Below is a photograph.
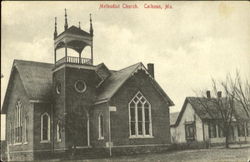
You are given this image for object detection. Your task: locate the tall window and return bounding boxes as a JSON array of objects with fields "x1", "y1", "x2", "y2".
[
  {"x1": 24, "y1": 116, "x2": 28, "y2": 143},
  {"x1": 209, "y1": 122, "x2": 217, "y2": 138},
  {"x1": 218, "y1": 124, "x2": 225, "y2": 138},
  {"x1": 237, "y1": 123, "x2": 246, "y2": 137},
  {"x1": 185, "y1": 122, "x2": 196, "y2": 141},
  {"x1": 41, "y1": 113, "x2": 50, "y2": 142},
  {"x1": 57, "y1": 121, "x2": 62, "y2": 142},
  {"x1": 129, "y1": 91, "x2": 152, "y2": 137},
  {"x1": 98, "y1": 114, "x2": 104, "y2": 139},
  {"x1": 15, "y1": 100, "x2": 22, "y2": 143}
]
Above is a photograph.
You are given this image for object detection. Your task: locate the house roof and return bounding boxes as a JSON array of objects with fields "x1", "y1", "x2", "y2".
[
  {"x1": 170, "y1": 112, "x2": 179, "y2": 126},
  {"x1": 172, "y1": 97, "x2": 250, "y2": 127},
  {"x1": 14, "y1": 60, "x2": 54, "y2": 100},
  {"x1": 2, "y1": 60, "x2": 174, "y2": 113}
]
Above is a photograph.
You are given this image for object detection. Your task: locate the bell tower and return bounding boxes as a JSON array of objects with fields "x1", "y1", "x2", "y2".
[
  {"x1": 54, "y1": 9, "x2": 94, "y2": 67},
  {"x1": 52, "y1": 10, "x2": 99, "y2": 148}
]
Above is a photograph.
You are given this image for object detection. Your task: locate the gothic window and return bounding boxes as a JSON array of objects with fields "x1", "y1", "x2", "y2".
[
  {"x1": 57, "y1": 121, "x2": 62, "y2": 142},
  {"x1": 129, "y1": 91, "x2": 152, "y2": 137},
  {"x1": 41, "y1": 113, "x2": 50, "y2": 142},
  {"x1": 98, "y1": 114, "x2": 104, "y2": 139},
  {"x1": 208, "y1": 122, "x2": 217, "y2": 138},
  {"x1": 15, "y1": 100, "x2": 22, "y2": 143}
]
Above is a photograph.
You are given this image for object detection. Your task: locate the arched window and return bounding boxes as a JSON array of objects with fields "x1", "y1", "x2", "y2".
[
  {"x1": 57, "y1": 121, "x2": 62, "y2": 142},
  {"x1": 98, "y1": 114, "x2": 104, "y2": 139},
  {"x1": 15, "y1": 100, "x2": 22, "y2": 143},
  {"x1": 41, "y1": 113, "x2": 50, "y2": 142},
  {"x1": 129, "y1": 91, "x2": 152, "y2": 137}
]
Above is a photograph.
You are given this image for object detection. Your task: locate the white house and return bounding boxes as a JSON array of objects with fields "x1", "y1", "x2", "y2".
[{"x1": 170, "y1": 92, "x2": 250, "y2": 145}]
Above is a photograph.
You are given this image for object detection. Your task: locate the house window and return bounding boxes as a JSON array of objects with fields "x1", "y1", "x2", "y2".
[
  {"x1": 209, "y1": 122, "x2": 217, "y2": 138},
  {"x1": 247, "y1": 122, "x2": 250, "y2": 137},
  {"x1": 57, "y1": 121, "x2": 62, "y2": 142},
  {"x1": 41, "y1": 113, "x2": 50, "y2": 142},
  {"x1": 237, "y1": 123, "x2": 245, "y2": 137},
  {"x1": 24, "y1": 116, "x2": 28, "y2": 143},
  {"x1": 185, "y1": 122, "x2": 196, "y2": 141},
  {"x1": 129, "y1": 91, "x2": 152, "y2": 137},
  {"x1": 98, "y1": 114, "x2": 104, "y2": 139},
  {"x1": 218, "y1": 124, "x2": 225, "y2": 138},
  {"x1": 15, "y1": 100, "x2": 22, "y2": 143}
]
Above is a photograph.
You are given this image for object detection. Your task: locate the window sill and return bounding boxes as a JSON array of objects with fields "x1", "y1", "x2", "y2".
[
  {"x1": 13, "y1": 143, "x2": 22, "y2": 146},
  {"x1": 129, "y1": 135, "x2": 154, "y2": 139},
  {"x1": 40, "y1": 140, "x2": 51, "y2": 143},
  {"x1": 23, "y1": 142, "x2": 28, "y2": 145},
  {"x1": 57, "y1": 139, "x2": 62, "y2": 143},
  {"x1": 98, "y1": 137, "x2": 104, "y2": 140}
]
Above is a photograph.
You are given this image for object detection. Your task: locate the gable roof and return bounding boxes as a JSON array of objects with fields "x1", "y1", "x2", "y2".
[
  {"x1": 95, "y1": 62, "x2": 174, "y2": 106},
  {"x1": 95, "y1": 62, "x2": 141, "y2": 102},
  {"x1": 173, "y1": 97, "x2": 250, "y2": 127},
  {"x1": 2, "y1": 60, "x2": 174, "y2": 113},
  {"x1": 2, "y1": 60, "x2": 54, "y2": 113}
]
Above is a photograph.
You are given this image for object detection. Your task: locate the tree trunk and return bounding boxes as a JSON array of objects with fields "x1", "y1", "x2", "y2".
[{"x1": 225, "y1": 134, "x2": 229, "y2": 148}]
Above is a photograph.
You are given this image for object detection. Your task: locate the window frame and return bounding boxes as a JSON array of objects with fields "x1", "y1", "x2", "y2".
[
  {"x1": 57, "y1": 120, "x2": 62, "y2": 142},
  {"x1": 40, "y1": 112, "x2": 50, "y2": 143},
  {"x1": 14, "y1": 100, "x2": 22, "y2": 144},
  {"x1": 24, "y1": 116, "x2": 28, "y2": 144},
  {"x1": 128, "y1": 91, "x2": 153, "y2": 138},
  {"x1": 98, "y1": 114, "x2": 104, "y2": 140},
  {"x1": 237, "y1": 122, "x2": 246, "y2": 137},
  {"x1": 185, "y1": 122, "x2": 196, "y2": 141},
  {"x1": 208, "y1": 122, "x2": 217, "y2": 138}
]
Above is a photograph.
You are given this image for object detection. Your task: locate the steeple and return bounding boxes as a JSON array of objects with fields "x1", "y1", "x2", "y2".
[
  {"x1": 89, "y1": 14, "x2": 93, "y2": 36},
  {"x1": 64, "y1": 8, "x2": 68, "y2": 31},
  {"x1": 54, "y1": 17, "x2": 58, "y2": 39}
]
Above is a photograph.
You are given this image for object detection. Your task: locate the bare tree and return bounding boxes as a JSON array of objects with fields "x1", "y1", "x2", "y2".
[
  {"x1": 196, "y1": 79, "x2": 235, "y2": 148},
  {"x1": 222, "y1": 71, "x2": 250, "y2": 118},
  {"x1": 196, "y1": 72, "x2": 249, "y2": 148}
]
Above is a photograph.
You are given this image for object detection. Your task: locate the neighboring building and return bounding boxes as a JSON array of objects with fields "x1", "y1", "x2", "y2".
[
  {"x1": 170, "y1": 91, "x2": 250, "y2": 145},
  {"x1": 1, "y1": 11, "x2": 174, "y2": 161}
]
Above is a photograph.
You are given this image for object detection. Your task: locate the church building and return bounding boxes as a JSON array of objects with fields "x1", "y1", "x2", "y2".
[{"x1": 2, "y1": 10, "x2": 174, "y2": 161}]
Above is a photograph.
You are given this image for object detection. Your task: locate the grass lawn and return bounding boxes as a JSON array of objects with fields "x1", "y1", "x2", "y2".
[{"x1": 75, "y1": 148, "x2": 250, "y2": 162}]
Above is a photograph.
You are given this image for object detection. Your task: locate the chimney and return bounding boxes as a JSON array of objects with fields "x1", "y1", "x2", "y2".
[
  {"x1": 206, "y1": 90, "x2": 211, "y2": 98},
  {"x1": 217, "y1": 91, "x2": 222, "y2": 98},
  {"x1": 147, "y1": 63, "x2": 154, "y2": 78}
]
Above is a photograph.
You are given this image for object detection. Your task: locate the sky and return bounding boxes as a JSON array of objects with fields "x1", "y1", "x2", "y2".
[{"x1": 1, "y1": 1, "x2": 250, "y2": 140}]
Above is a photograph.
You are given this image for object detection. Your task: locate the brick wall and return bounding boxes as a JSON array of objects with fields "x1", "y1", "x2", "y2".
[
  {"x1": 109, "y1": 70, "x2": 171, "y2": 146},
  {"x1": 5, "y1": 69, "x2": 35, "y2": 161}
]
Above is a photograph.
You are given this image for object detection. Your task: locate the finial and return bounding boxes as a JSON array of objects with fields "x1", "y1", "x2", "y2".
[
  {"x1": 54, "y1": 17, "x2": 58, "y2": 39},
  {"x1": 64, "y1": 8, "x2": 68, "y2": 31},
  {"x1": 79, "y1": 21, "x2": 81, "y2": 29},
  {"x1": 89, "y1": 13, "x2": 93, "y2": 36}
]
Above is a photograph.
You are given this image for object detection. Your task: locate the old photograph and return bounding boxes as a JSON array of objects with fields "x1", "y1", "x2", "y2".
[{"x1": 1, "y1": 1, "x2": 250, "y2": 161}]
